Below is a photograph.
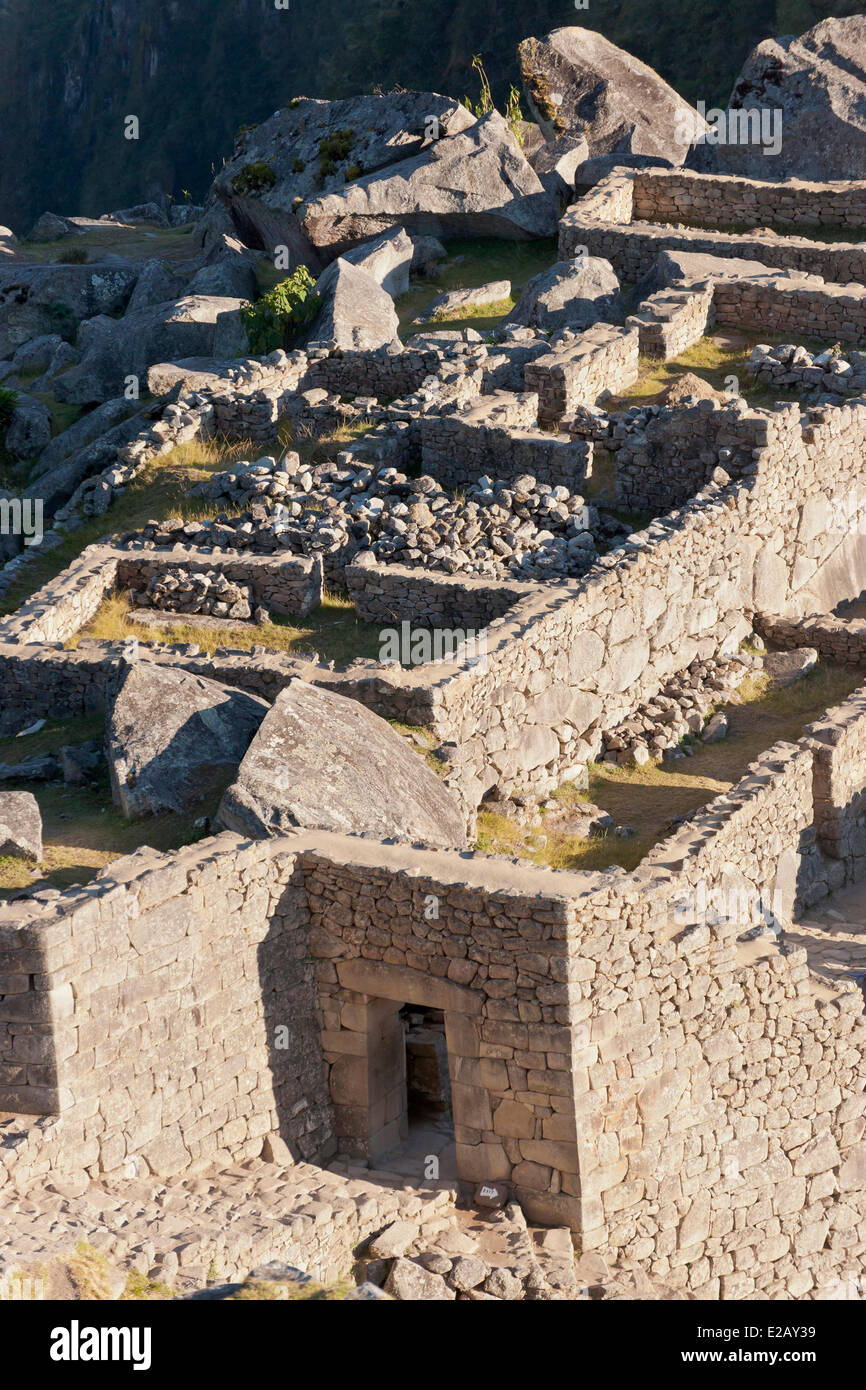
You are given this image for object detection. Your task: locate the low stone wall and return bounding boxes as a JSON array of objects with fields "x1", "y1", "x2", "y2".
[
  {"x1": 713, "y1": 274, "x2": 866, "y2": 347},
  {"x1": 0, "y1": 549, "x2": 119, "y2": 645},
  {"x1": 632, "y1": 168, "x2": 866, "y2": 232},
  {"x1": 420, "y1": 391, "x2": 593, "y2": 490},
  {"x1": 756, "y1": 612, "x2": 866, "y2": 667},
  {"x1": 344, "y1": 561, "x2": 532, "y2": 630},
  {"x1": 116, "y1": 548, "x2": 323, "y2": 618},
  {"x1": 806, "y1": 686, "x2": 866, "y2": 882},
  {"x1": 615, "y1": 397, "x2": 766, "y2": 514},
  {"x1": 525, "y1": 325, "x2": 639, "y2": 428},
  {"x1": 626, "y1": 282, "x2": 715, "y2": 361}
]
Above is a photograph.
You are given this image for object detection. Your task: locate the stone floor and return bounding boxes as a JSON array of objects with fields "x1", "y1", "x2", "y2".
[
  {"x1": 788, "y1": 876, "x2": 866, "y2": 1001},
  {"x1": 378, "y1": 1114, "x2": 458, "y2": 1183}
]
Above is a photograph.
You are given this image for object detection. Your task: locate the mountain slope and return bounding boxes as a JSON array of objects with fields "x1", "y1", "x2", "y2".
[{"x1": 0, "y1": 0, "x2": 857, "y2": 232}]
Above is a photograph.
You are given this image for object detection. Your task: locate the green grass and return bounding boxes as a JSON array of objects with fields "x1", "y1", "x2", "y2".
[
  {"x1": 426, "y1": 295, "x2": 515, "y2": 328},
  {"x1": 608, "y1": 329, "x2": 836, "y2": 411},
  {"x1": 396, "y1": 236, "x2": 557, "y2": 336},
  {"x1": 16, "y1": 223, "x2": 198, "y2": 266},
  {"x1": 71, "y1": 589, "x2": 387, "y2": 666},
  {"x1": 475, "y1": 660, "x2": 864, "y2": 874},
  {"x1": 0, "y1": 714, "x2": 216, "y2": 897}
]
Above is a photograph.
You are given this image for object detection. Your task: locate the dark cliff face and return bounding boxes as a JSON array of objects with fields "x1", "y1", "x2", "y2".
[{"x1": 0, "y1": 0, "x2": 853, "y2": 233}]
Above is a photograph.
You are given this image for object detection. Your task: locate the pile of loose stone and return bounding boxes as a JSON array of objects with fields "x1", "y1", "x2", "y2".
[
  {"x1": 601, "y1": 650, "x2": 759, "y2": 765},
  {"x1": 127, "y1": 454, "x2": 632, "y2": 581},
  {"x1": 749, "y1": 342, "x2": 866, "y2": 398},
  {"x1": 130, "y1": 568, "x2": 261, "y2": 622}
]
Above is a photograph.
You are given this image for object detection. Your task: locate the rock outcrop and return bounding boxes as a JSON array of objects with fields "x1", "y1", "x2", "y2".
[
  {"x1": 211, "y1": 92, "x2": 475, "y2": 261},
  {"x1": 53, "y1": 295, "x2": 248, "y2": 404},
  {"x1": 505, "y1": 257, "x2": 623, "y2": 331},
  {"x1": 299, "y1": 112, "x2": 558, "y2": 255},
  {"x1": 698, "y1": 16, "x2": 866, "y2": 181},
  {"x1": 218, "y1": 679, "x2": 469, "y2": 848},
  {"x1": 518, "y1": 27, "x2": 704, "y2": 165},
  {"x1": 107, "y1": 662, "x2": 269, "y2": 818},
  {"x1": 0, "y1": 262, "x2": 138, "y2": 359},
  {"x1": 342, "y1": 227, "x2": 414, "y2": 297}
]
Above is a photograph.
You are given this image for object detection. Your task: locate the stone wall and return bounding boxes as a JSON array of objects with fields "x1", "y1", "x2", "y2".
[
  {"x1": 626, "y1": 283, "x2": 715, "y2": 361},
  {"x1": 0, "y1": 835, "x2": 334, "y2": 1177},
  {"x1": 4, "y1": 793, "x2": 866, "y2": 1296},
  {"x1": 116, "y1": 548, "x2": 323, "y2": 618},
  {"x1": 756, "y1": 612, "x2": 866, "y2": 668},
  {"x1": 712, "y1": 275, "x2": 866, "y2": 347},
  {"x1": 615, "y1": 397, "x2": 766, "y2": 515},
  {"x1": 632, "y1": 168, "x2": 866, "y2": 232},
  {"x1": 559, "y1": 170, "x2": 866, "y2": 285},
  {"x1": 419, "y1": 391, "x2": 593, "y2": 490},
  {"x1": 344, "y1": 561, "x2": 532, "y2": 630},
  {"x1": 525, "y1": 325, "x2": 639, "y2": 428}
]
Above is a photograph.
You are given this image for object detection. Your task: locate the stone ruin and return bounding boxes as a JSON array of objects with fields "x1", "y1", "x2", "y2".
[{"x1": 8, "y1": 135, "x2": 866, "y2": 1306}]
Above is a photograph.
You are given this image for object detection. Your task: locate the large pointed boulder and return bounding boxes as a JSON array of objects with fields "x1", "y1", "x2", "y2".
[
  {"x1": 305, "y1": 258, "x2": 400, "y2": 352},
  {"x1": 107, "y1": 662, "x2": 270, "y2": 818},
  {"x1": 518, "y1": 28, "x2": 704, "y2": 166},
  {"x1": 694, "y1": 16, "x2": 866, "y2": 181},
  {"x1": 218, "y1": 679, "x2": 468, "y2": 849},
  {"x1": 505, "y1": 257, "x2": 622, "y2": 331}
]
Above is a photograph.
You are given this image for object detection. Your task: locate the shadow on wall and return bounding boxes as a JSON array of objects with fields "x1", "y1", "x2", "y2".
[{"x1": 258, "y1": 873, "x2": 337, "y2": 1166}]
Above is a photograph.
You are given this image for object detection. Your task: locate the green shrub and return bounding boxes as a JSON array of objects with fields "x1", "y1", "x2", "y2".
[
  {"x1": 55, "y1": 245, "x2": 89, "y2": 264},
  {"x1": 317, "y1": 128, "x2": 355, "y2": 180},
  {"x1": 292, "y1": 157, "x2": 306, "y2": 173},
  {"x1": 231, "y1": 161, "x2": 277, "y2": 196},
  {"x1": 0, "y1": 387, "x2": 18, "y2": 429},
  {"x1": 505, "y1": 86, "x2": 525, "y2": 146},
  {"x1": 345, "y1": 164, "x2": 363, "y2": 182},
  {"x1": 241, "y1": 266, "x2": 321, "y2": 354}
]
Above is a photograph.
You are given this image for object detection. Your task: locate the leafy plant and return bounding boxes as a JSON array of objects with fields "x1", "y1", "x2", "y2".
[
  {"x1": 345, "y1": 164, "x2": 363, "y2": 182},
  {"x1": 505, "y1": 85, "x2": 525, "y2": 146},
  {"x1": 463, "y1": 53, "x2": 494, "y2": 118},
  {"x1": 317, "y1": 128, "x2": 355, "y2": 181},
  {"x1": 292, "y1": 157, "x2": 306, "y2": 173},
  {"x1": 231, "y1": 161, "x2": 276, "y2": 196},
  {"x1": 241, "y1": 267, "x2": 321, "y2": 354}
]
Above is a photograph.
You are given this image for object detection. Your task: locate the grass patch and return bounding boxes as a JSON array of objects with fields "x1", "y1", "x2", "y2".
[
  {"x1": 0, "y1": 714, "x2": 215, "y2": 898},
  {"x1": 607, "y1": 330, "x2": 833, "y2": 410},
  {"x1": 18, "y1": 224, "x2": 198, "y2": 266},
  {"x1": 396, "y1": 236, "x2": 557, "y2": 337},
  {"x1": 475, "y1": 660, "x2": 863, "y2": 874},
  {"x1": 72, "y1": 590, "x2": 386, "y2": 667}
]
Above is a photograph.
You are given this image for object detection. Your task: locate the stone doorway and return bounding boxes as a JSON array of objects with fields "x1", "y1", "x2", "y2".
[{"x1": 323, "y1": 960, "x2": 482, "y2": 1186}]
